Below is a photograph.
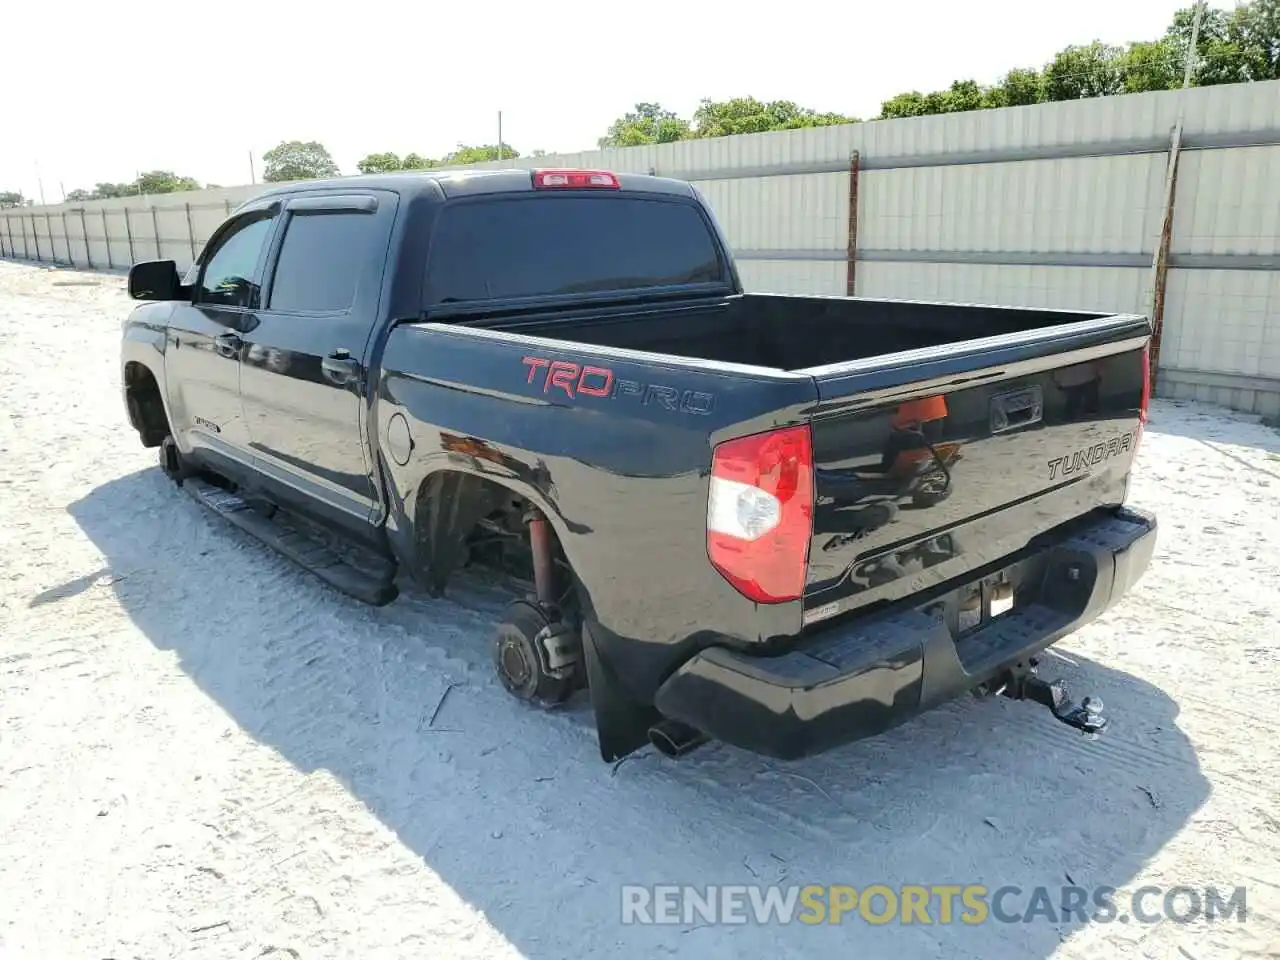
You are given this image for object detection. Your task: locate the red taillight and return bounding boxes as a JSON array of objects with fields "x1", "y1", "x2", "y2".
[
  {"x1": 1137, "y1": 342, "x2": 1152, "y2": 451},
  {"x1": 707, "y1": 425, "x2": 814, "y2": 604},
  {"x1": 532, "y1": 168, "x2": 620, "y2": 190}
]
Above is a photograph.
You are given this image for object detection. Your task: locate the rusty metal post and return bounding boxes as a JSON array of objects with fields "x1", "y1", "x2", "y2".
[
  {"x1": 32, "y1": 215, "x2": 42, "y2": 261},
  {"x1": 151, "y1": 205, "x2": 162, "y2": 258},
  {"x1": 1148, "y1": 124, "x2": 1185, "y2": 396},
  {"x1": 124, "y1": 208, "x2": 136, "y2": 264},
  {"x1": 45, "y1": 213, "x2": 56, "y2": 262},
  {"x1": 846, "y1": 150, "x2": 861, "y2": 297},
  {"x1": 79, "y1": 208, "x2": 92, "y2": 268},
  {"x1": 102, "y1": 209, "x2": 113, "y2": 269},
  {"x1": 1, "y1": 215, "x2": 10, "y2": 257},
  {"x1": 185, "y1": 202, "x2": 197, "y2": 260}
]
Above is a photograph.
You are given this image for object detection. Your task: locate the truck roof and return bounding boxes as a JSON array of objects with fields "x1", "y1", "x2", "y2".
[{"x1": 252, "y1": 168, "x2": 699, "y2": 202}]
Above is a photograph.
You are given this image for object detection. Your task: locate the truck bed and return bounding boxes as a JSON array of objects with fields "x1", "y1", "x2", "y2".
[
  {"x1": 468, "y1": 292, "x2": 1114, "y2": 372},
  {"x1": 452, "y1": 290, "x2": 1150, "y2": 628}
]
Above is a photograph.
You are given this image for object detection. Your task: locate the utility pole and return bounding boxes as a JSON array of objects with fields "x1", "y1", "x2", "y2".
[
  {"x1": 1147, "y1": 0, "x2": 1205, "y2": 394},
  {"x1": 1182, "y1": 1, "x2": 1205, "y2": 89},
  {"x1": 249, "y1": 150, "x2": 257, "y2": 184},
  {"x1": 497, "y1": 111, "x2": 504, "y2": 162}
]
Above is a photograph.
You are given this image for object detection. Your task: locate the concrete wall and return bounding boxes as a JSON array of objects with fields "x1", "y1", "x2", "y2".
[{"x1": 4, "y1": 79, "x2": 1279, "y2": 416}]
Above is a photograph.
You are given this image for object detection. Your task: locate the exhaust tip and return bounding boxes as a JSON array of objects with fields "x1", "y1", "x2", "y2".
[{"x1": 648, "y1": 719, "x2": 709, "y2": 759}]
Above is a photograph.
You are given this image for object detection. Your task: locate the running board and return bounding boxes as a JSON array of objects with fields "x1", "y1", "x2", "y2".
[{"x1": 183, "y1": 478, "x2": 399, "y2": 606}]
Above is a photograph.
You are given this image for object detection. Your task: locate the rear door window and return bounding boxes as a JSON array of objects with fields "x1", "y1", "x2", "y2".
[
  {"x1": 269, "y1": 211, "x2": 379, "y2": 313},
  {"x1": 425, "y1": 196, "x2": 725, "y2": 305}
]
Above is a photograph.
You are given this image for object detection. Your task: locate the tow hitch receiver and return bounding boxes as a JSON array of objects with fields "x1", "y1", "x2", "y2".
[{"x1": 978, "y1": 661, "x2": 1108, "y2": 737}]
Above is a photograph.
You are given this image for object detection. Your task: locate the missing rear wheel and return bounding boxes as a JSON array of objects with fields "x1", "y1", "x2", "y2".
[{"x1": 493, "y1": 600, "x2": 579, "y2": 706}]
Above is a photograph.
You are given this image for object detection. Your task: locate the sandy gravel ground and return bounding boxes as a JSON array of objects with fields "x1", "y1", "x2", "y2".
[{"x1": 1, "y1": 259, "x2": 1277, "y2": 959}]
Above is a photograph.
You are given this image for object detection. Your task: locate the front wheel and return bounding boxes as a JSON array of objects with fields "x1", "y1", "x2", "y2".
[{"x1": 159, "y1": 435, "x2": 189, "y2": 486}]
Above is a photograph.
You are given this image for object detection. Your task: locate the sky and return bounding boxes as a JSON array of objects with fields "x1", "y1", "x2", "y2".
[{"x1": 3, "y1": 0, "x2": 1200, "y2": 203}]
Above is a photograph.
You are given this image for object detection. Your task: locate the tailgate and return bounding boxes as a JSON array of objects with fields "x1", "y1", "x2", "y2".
[{"x1": 801, "y1": 313, "x2": 1151, "y2": 624}]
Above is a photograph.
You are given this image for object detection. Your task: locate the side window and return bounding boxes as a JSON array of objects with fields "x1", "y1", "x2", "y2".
[
  {"x1": 198, "y1": 216, "x2": 274, "y2": 308},
  {"x1": 268, "y1": 211, "x2": 377, "y2": 313}
]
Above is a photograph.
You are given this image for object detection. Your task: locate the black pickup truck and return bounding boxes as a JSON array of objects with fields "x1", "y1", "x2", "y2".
[{"x1": 120, "y1": 167, "x2": 1157, "y2": 763}]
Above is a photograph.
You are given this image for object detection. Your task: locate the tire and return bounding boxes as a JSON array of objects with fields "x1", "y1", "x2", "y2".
[
  {"x1": 493, "y1": 600, "x2": 575, "y2": 706},
  {"x1": 911, "y1": 470, "x2": 952, "y2": 508},
  {"x1": 159, "y1": 435, "x2": 189, "y2": 486}
]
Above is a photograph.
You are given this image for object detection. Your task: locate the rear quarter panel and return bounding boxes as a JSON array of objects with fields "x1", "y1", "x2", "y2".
[{"x1": 375, "y1": 323, "x2": 818, "y2": 696}]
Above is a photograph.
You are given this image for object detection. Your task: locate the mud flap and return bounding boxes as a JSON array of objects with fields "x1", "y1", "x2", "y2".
[{"x1": 581, "y1": 621, "x2": 660, "y2": 762}]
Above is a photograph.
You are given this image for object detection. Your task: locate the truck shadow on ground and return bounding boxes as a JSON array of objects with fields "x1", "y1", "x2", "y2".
[{"x1": 66, "y1": 467, "x2": 1209, "y2": 960}]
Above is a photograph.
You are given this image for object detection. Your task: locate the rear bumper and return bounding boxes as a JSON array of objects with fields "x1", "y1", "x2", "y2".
[{"x1": 653, "y1": 506, "x2": 1157, "y2": 760}]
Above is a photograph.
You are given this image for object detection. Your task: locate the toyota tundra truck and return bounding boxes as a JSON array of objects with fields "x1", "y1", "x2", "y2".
[{"x1": 119, "y1": 167, "x2": 1157, "y2": 763}]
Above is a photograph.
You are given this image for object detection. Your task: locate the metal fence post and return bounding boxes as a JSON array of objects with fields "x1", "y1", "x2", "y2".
[
  {"x1": 152, "y1": 205, "x2": 162, "y2": 259},
  {"x1": 45, "y1": 213, "x2": 56, "y2": 263},
  {"x1": 846, "y1": 151, "x2": 861, "y2": 298},
  {"x1": 102, "y1": 209, "x2": 113, "y2": 269},
  {"x1": 61, "y1": 211, "x2": 73, "y2": 266},
  {"x1": 1, "y1": 214, "x2": 10, "y2": 257},
  {"x1": 32, "y1": 215, "x2": 42, "y2": 261},
  {"x1": 79, "y1": 209, "x2": 93, "y2": 269},
  {"x1": 224, "y1": 199, "x2": 232, "y2": 217},
  {"x1": 185, "y1": 202, "x2": 197, "y2": 260},
  {"x1": 124, "y1": 209, "x2": 136, "y2": 264}
]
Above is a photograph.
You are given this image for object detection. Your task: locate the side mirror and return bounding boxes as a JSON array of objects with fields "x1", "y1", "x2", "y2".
[{"x1": 128, "y1": 259, "x2": 184, "y2": 301}]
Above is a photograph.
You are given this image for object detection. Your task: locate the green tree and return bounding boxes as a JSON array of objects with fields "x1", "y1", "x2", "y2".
[
  {"x1": 1232, "y1": 0, "x2": 1280, "y2": 80},
  {"x1": 1119, "y1": 39, "x2": 1182, "y2": 91},
  {"x1": 874, "y1": 2, "x2": 1274, "y2": 120},
  {"x1": 0, "y1": 190, "x2": 25, "y2": 208},
  {"x1": 1043, "y1": 42, "x2": 1126, "y2": 100},
  {"x1": 1163, "y1": 4, "x2": 1258, "y2": 85},
  {"x1": 880, "y1": 81, "x2": 994, "y2": 118},
  {"x1": 878, "y1": 91, "x2": 931, "y2": 119},
  {"x1": 440, "y1": 144, "x2": 521, "y2": 165},
  {"x1": 357, "y1": 152, "x2": 403, "y2": 174},
  {"x1": 262, "y1": 140, "x2": 340, "y2": 182},
  {"x1": 89, "y1": 182, "x2": 136, "y2": 199},
  {"x1": 693, "y1": 97, "x2": 855, "y2": 137},
  {"x1": 64, "y1": 189, "x2": 94, "y2": 203},
  {"x1": 401, "y1": 152, "x2": 438, "y2": 169},
  {"x1": 943, "y1": 80, "x2": 985, "y2": 112},
  {"x1": 995, "y1": 67, "x2": 1046, "y2": 106},
  {"x1": 598, "y1": 102, "x2": 692, "y2": 147},
  {"x1": 136, "y1": 170, "x2": 201, "y2": 194}
]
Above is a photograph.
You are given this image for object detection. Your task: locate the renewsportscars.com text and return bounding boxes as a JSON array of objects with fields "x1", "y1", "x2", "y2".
[{"x1": 620, "y1": 884, "x2": 1248, "y2": 926}]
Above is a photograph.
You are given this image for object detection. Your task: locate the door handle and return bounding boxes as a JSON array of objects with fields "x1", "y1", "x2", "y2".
[
  {"x1": 213, "y1": 332, "x2": 242, "y2": 358},
  {"x1": 321, "y1": 349, "x2": 361, "y2": 385}
]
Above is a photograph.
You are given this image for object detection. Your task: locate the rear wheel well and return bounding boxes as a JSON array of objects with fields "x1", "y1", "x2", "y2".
[
  {"x1": 124, "y1": 361, "x2": 168, "y2": 447},
  {"x1": 411, "y1": 471, "x2": 578, "y2": 613}
]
